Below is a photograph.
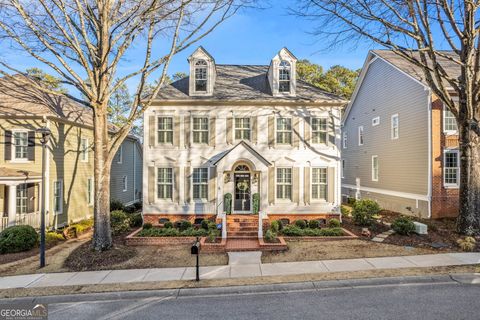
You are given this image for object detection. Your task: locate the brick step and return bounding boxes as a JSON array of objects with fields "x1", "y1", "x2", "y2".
[
  {"x1": 227, "y1": 223, "x2": 258, "y2": 228},
  {"x1": 228, "y1": 232, "x2": 258, "y2": 237},
  {"x1": 227, "y1": 227, "x2": 257, "y2": 232},
  {"x1": 227, "y1": 217, "x2": 258, "y2": 222}
]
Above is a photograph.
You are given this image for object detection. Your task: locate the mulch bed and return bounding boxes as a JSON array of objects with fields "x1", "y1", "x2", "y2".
[{"x1": 341, "y1": 216, "x2": 390, "y2": 237}]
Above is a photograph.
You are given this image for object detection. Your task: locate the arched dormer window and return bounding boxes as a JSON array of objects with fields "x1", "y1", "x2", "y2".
[
  {"x1": 194, "y1": 60, "x2": 207, "y2": 92},
  {"x1": 278, "y1": 60, "x2": 291, "y2": 93}
]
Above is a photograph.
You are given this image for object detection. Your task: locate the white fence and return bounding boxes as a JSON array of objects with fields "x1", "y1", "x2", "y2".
[
  {"x1": 0, "y1": 212, "x2": 41, "y2": 232},
  {"x1": 0, "y1": 217, "x2": 8, "y2": 232}
]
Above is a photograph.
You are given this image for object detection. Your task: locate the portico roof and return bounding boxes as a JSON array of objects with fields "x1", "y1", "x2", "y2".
[
  {"x1": 211, "y1": 141, "x2": 271, "y2": 167},
  {"x1": 0, "y1": 167, "x2": 41, "y2": 182}
]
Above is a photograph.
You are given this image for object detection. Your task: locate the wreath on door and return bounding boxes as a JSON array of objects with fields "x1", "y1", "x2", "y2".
[{"x1": 236, "y1": 181, "x2": 249, "y2": 191}]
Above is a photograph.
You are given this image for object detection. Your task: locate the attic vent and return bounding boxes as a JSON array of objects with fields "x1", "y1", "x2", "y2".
[{"x1": 372, "y1": 117, "x2": 380, "y2": 126}]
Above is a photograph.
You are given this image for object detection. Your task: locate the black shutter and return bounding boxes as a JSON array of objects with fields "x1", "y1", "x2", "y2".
[
  {"x1": 27, "y1": 183, "x2": 35, "y2": 213},
  {"x1": 4, "y1": 130, "x2": 12, "y2": 161},
  {"x1": 27, "y1": 131, "x2": 35, "y2": 161}
]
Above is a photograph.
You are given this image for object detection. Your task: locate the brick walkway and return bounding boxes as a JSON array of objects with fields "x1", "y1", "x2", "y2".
[{"x1": 225, "y1": 239, "x2": 260, "y2": 251}]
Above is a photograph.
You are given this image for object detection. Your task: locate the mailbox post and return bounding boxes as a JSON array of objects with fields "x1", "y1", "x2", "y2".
[{"x1": 191, "y1": 237, "x2": 200, "y2": 281}]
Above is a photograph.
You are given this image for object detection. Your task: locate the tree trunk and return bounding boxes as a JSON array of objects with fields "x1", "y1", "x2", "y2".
[
  {"x1": 92, "y1": 109, "x2": 113, "y2": 251},
  {"x1": 457, "y1": 116, "x2": 480, "y2": 235}
]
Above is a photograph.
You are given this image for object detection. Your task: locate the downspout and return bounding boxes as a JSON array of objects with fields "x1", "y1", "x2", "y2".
[
  {"x1": 45, "y1": 117, "x2": 51, "y2": 228},
  {"x1": 133, "y1": 140, "x2": 136, "y2": 203},
  {"x1": 427, "y1": 90, "x2": 432, "y2": 218}
]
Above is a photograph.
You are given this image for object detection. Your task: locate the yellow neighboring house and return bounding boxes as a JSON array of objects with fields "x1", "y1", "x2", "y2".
[{"x1": 0, "y1": 76, "x2": 142, "y2": 231}]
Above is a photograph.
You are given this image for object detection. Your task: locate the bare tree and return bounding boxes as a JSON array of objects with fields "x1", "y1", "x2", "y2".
[
  {"x1": 0, "y1": 0, "x2": 254, "y2": 250},
  {"x1": 294, "y1": 1, "x2": 480, "y2": 234}
]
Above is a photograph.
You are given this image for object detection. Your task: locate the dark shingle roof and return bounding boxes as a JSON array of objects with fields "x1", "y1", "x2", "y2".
[
  {"x1": 372, "y1": 50, "x2": 460, "y2": 87},
  {"x1": 156, "y1": 65, "x2": 345, "y2": 103}
]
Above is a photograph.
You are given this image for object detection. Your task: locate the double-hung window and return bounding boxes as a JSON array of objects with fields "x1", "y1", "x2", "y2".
[
  {"x1": 53, "y1": 180, "x2": 63, "y2": 214},
  {"x1": 80, "y1": 138, "x2": 88, "y2": 162},
  {"x1": 13, "y1": 131, "x2": 28, "y2": 160},
  {"x1": 276, "y1": 117, "x2": 292, "y2": 144},
  {"x1": 358, "y1": 126, "x2": 364, "y2": 146},
  {"x1": 122, "y1": 176, "x2": 128, "y2": 192},
  {"x1": 311, "y1": 168, "x2": 327, "y2": 200},
  {"x1": 193, "y1": 168, "x2": 208, "y2": 200},
  {"x1": 444, "y1": 150, "x2": 459, "y2": 187},
  {"x1": 193, "y1": 117, "x2": 209, "y2": 144},
  {"x1": 276, "y1": 168, "x2": 292, "y2": 200},
  {"x1": 391, "y1": 114, "x2": 399, "y2": 139},
  {"x1": 194, "y1": 60, "x2": 207, "y2": 92},
  {"x1": 157, "y1": 117, "x2": 173, "y2": 144},
  {"x1": 372, "y1": 156, "x2": 379, "y2": 181},
  {"x1": 87, "y1": 177, "x2": 94, "y2": 206},
  {"x1": 312, "y1": 118, "x2": 328, "y2": 144},
  {"x1": 278, "y1": 61, "x2": 291, "y2": 93},
  {"x1": 235, "y1": 118, "x2": 250, "y2": 141},
  {"x1": 16, "y1": 184, "x2": 28, "y2": 214},
  {"x1": 342, "y1": 132, "x2": 347, "y2": 149},
  {"x1": 116, "y1": 145, "x2": 123, "y2": 163},
  {"x1": 157, "y1": 168, "x2": 173, "y2": 199},
  {"x1": 443, "y1": 108, "x2": 458, "y2": 133}
]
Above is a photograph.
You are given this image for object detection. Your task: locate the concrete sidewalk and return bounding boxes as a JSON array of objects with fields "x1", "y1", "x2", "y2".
[{"x1": 0, "y1": 252, "x2": 478, "y2": 290}]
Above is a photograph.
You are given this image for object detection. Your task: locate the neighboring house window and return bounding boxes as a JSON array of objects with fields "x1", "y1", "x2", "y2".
[
  {"x1": 358, "y1": 126, "x2": 364, "y2": 146},
  {"x1": 16, "y1": 184, "x2": 28, "y2": 214},
  {"x1": 312, "y1": 118, "x2": 328, "y2": 144},
  {"x1": 193, "y1": 117, "x2": 209, "y2": 144},
  {"x1": 276, "y1": 168, "x2": 292, "y2": 200},
  {"x1": 443, "y1": 108, "x2": 458, "y2": 133},
  {"x1": 116, "y1": 145, "x2": 123, "y2": 163},
  {"x1": 342, "y1": 160, "x2": 345, "y2": 179},
  {"x1": 235, "y1": 118, "x2": 251, "y2": 141},
  {"x1": 278, "y1": 60, "x2": 291, "y2": 93},
  {"x1": 194, "y1": 60, "x2": 207, "y2": 92},
  {"x1": 53, "y1": 180, "x2": 63, "y2": 214},
  {"x1": 193, "y1": 168, "x2": 208, "y2": 200},
  {"x1": 81, "y1": 138, "x2": 88, "y2": 162},
  {"x1": 276, "y1": 117, "x2": 292, "y2": 144},
  {"x1": 444, "y1": 150, "x2": 459, "y2": 187},
  {"x1": 87, "y1": 177, "x2": 94, "y2": 206},
  {"x1": 13, "y1": 131, "x2": 28, "y2": 160},
  {"x1": 122, "y1": 176, "x2": 127, "y2": 192},
  {"x1": 311, "y1": 167, "x2": 327, "y2": 200},
  {"x1": 342, "y1": 132, "x2": 347, "y2": 149},
  {"x1": 372, "y1": 156, "x2": 379, "y2": 181},
  {"x1": 372, "y1": 117, "x2": 380, "y2": 126},
  {"x1": 157, "y1": 168, "x2": 173, "y2": 199},
  {"x1": 157, "y1": 117, "x2": 173, "y2": 144},
  {"x1": 391, "y1": 114, "x2": 399, "y2": 139}
]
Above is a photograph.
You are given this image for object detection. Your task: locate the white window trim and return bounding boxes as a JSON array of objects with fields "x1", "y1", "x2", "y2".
[
  {"x1": 443, "y1": 106, "x2": 458, "y2": 135},
  {"x1": 391, "y1": 114, "x2": 399, "y2": 140},
  {"x1": 341, "y1": 160, "x2": 345, "y2": 179},
  {"x1": 372, "y1": 117, "x2": 380, "y2": 126},
  {"x1": 157, "y1": 116, "x2": 174, "y2": 144},
  {"x1": 122, "y1": 175, "x2": 128, "y2": 192},
  {"x1": 372, "y1": 155, "x2": 379, "y2": 182},
  {"x1": 156, "y1": 167, "x2": 174, "y2": 201},
  {"x1": 234, "y1": 117, "x2": 252, "y2": 141},
  {"x1": 16, "y1": 183, "x2": 28, "y2": 214},
  {"x1": 81, "y1": 138, "x2": 88, "y2": 162},
  {"x1": 275, "y1": 117, "x2": 293, "y2": 145},
  {"x1": 117, "y1": 145, "x2": 123, "y2": 164},
  {"x1": 358, "y1": 126, "x2": 364, "y2": 146},
  {"x1": 311, "y1": 167, "x2": 328, "y2": 202},
  {"x1": 443, "y1": 149, "x2": 460, "y2": 188},
  {"x1": 311, "y1": 117, "x2": 329, "y2": 145},
  {"x1": 192, "y1": 167, "x2": 209, "y2": 202},
  {"x1": 87, "y1": 177, "x2": 94, "y2": 206},
  {"x1": 11, "y1": 129, "x2": 30, "y2": 162},
  {"x1": 53, "y1": 180, "x2": 63, "y2": 215},
  {"x1": 192, "y1": 116, "x2": 209, "y2": 145},
  {"x1": 275, "y1": 167, "x2": 293, "y2": 202},
  {"x1": 342, "y1": 132, "x2": 347, "y2": 149},
  {"x1": 194, "y1": 60, "x2": 208, "y2": 93}
]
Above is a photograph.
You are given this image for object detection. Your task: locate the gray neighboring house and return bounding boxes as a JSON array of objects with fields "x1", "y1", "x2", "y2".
[{"x1": 111, "y1": 135, "x2": 143, "y2": 206}]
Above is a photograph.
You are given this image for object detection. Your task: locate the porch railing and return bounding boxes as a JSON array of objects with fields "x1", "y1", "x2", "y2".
[
  {"x1": 0, "y1": 212, "x2": 41, "y2": 232},
  {"x1": 0, "y1": 217, "x2": 8, "y2": 232}
]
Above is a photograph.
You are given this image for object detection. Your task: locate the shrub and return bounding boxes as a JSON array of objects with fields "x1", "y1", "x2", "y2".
[
  {"x1": 352, "y1": 199, "x2": 380, "y2": 226},
  {"x1": 276, "y1": 219, "x2": 284, "y2": 231},
  {"x1": 392, "y1": 217, "x2": 415, "y2": 235},
  {"x1": 163, "y1": 221, "x2": 174, "y2": 229},
  {"x1": 46, "y1": 231, "x2": 65, "y2": 246},
  {"x1": 224, "y1": 193, "x2": 232, "y2": 214},
  {"x1": 328, "y1": 218, "x2": 341, "y2": 228},
  {"x1": 252, "y1": 193, "x2": 260, "y2": 214},
  {"x1": 201, "y1": 219, "x2": 210, "y2": 230},
  {"x1": 282, "y1": 225, "x2": 304, "y2": 236},
  {"x1": 457, "y1": 237, "x2": 476, "y2": 252},
  {"x1": 308, "y1": 220, "x2": 320, "y2": 229},
  {"x1": 124, "y1": 205, "x2": 136, "y2": 214},
  {"x1": 270, "y1": 220, "x2": 281, "y2": 233},
  {"x1": 207, "y1": 229, "x2": 219, "y2": 242},
  {"x1": 180, "y1": 228, "x2": 208, "y2": 237},
  {"x1": 294, "y1": 219, "x2": 307, "y2": 229},
  {"x1": 110, "y1": 210, "x2": 130, "y2": 235},
  {"x1": 341, "y1": 205, "x2": 352, "y2": 216},
  {"x1": 208, "y1": 221, "x2": 218, "y2": 231},
  {"x1": 143, "y1": 223, "x2": 153, "y2": 229},
  {"x1": 177, "y1": 220, "x2": 192, "y2": 231},
  {"x1": 138, "y1": 227, "x2": 180, "y2": 237},
  {"x1": 0, "y1": 225, "x2": 38, "y2": 254},
  {"x1": 129, "y1": 213, "x2": 143, "y2": 228},
  {"x1": 303, "y1": 228, "x2": 321, "y2": 236},
  {"x1": 110, "y1": 199, "x2": 125, "y2": 212},
  {"x1": 264, "y1": 230, "x2": 277, "y2": 242},
  {"x1": 133, "y1": 201, "x2": 142, "y2": 210},
  {"x1": 70, "y1": 218, "x2": 94, "y2": 235},
  {"x1": 319, "y1": 228, "x2": 344, "y2": 236},
  {"x1": 347, "y1": 197, "x2": 356, "y2": 205}
]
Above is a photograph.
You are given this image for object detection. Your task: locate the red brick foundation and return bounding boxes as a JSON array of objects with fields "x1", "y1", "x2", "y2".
[{"x1": 143, "y1": 214, "x2": 216, "y2": 226}]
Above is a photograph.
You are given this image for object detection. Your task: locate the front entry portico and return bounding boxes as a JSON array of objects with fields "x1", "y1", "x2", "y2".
[{"x1": 233, "y1": 167, "x2": 251, "y2": 213}]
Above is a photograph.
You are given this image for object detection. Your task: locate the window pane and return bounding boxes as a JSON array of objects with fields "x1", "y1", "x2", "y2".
[
  {"x1": 444, "y1": 110, "x2": 458, "y2": 131},
  {"x1": 193, "y1": 168, "x2": 208, "y2": 199},
  {"x1": 14, "y1": 132, "x2": 28, "y2": 159}
]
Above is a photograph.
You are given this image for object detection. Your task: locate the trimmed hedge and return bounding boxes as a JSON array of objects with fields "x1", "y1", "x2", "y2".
[
  {"x1": 392, "y1": 216, "x2": 415, "y2": 235},
  {"x1": 138, "y1": 227, "x2": 208, "y2": 237},
  {"x1": 281, "y1": 225, "x2": 344, "y2": 237},
  {"x1": 0, "y1": 225, "x2": 38, "y2": 254}
]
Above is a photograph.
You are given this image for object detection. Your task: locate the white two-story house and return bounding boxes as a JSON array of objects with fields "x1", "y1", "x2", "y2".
[{"x1": 142, "y1": 47, "x2": 346, "y2": 232}]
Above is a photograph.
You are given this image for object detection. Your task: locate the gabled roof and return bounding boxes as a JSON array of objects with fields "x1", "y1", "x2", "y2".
[
  {"x1": 187, "y1": 46, "x2": 215, "y2": 63},
  {"x1": 156, "y1": 65, "x2": 345, "y2": 103},
  {"x1": 212, "y1": 141, "x2": 271, "y2": 166}
]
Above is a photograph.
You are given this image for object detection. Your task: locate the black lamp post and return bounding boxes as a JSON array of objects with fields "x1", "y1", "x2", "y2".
[{"x1": 37, "y1": 127, "x2": 51, "y2": 268}]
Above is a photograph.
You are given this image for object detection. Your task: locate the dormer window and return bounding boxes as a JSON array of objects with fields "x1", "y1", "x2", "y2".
[
  {"x1": 278, "y1": 61, "x2": 291, "y2": 93},
  {"x1": 194, "y1": 60, "x2": 207, "y2": 92}
]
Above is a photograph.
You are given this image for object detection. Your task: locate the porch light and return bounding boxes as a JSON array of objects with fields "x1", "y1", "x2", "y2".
[
  {"x1": 224, "y1": 172, "x2": 231, "y2": 183},
  {"x1": 252, "y1": 173, "x2": 259, "y2": 184}
]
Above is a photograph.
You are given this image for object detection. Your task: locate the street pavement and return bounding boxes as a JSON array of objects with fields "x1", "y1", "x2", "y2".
[{"x1": 2, "y1": 275, "x2": 479, "y2": 320}]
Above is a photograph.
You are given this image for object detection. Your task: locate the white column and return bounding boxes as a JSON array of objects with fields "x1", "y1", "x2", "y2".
[{"x1": 7, "y1": 184, "x2": 18, "y2": 226}]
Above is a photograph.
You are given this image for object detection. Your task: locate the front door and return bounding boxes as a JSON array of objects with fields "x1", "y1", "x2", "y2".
[{"x1": 234, "y1": 173, "x2": 251, "y2": 212}]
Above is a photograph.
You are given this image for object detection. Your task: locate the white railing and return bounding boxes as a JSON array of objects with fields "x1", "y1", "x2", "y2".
[
  {"x1": 258, "y1": 211, "x2": 267, "y2": 239},
  {"x1": 0, "y1": 217, "x2": 8, "y2": 232},
  {"x1": 15, "y1": 212, "x2": 41, "y2": 229}
]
